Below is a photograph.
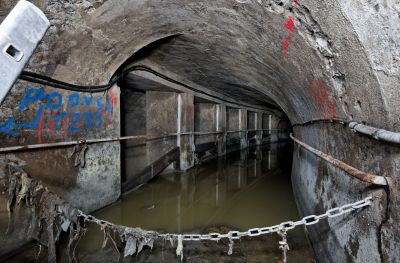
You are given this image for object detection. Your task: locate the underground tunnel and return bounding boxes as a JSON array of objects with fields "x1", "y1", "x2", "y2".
[{"x1": 0, "y1": 0, "x2": 399, "y2": 262}]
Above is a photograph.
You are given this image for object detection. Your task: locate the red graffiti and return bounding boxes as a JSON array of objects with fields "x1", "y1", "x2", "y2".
[
  {"x1": 284, "y1": 16, "x2": 295, "y2": 32},
  {"x1": 307, "y1": 79, "x2": 337, "y2": 118},
  {"x1": 100, "y1": 90, "x2": 118, "y2": 115},
  {"x1": 281, "y1": 4, "x2": 298, "y2": 57},
  {"x1": 109, "y1": 90, "x2": 117, "y2": 104},
  {"x1": 189, "y1": 105, "x2": 195, "y2": 124},
  {"x1": 223, "y1": 112, "x2": 226, "y2": 120},
  {"x1": 282, "y1": 34, "x2": 292, "y2": 57},
  {"x1": 60, "y1": 116, "x2": 71, "y2": 134},
  {"x1": 279, "y1": 121, "x2": 286, "y2": 126},
  {"x1": 50, "y1": 112, "x2": 57, "y2": 134},
  {"x1": 105, "y1": 112, "x2": 111, "y2": 127},
  {"x1": 37, "y1": 109, "x2": 44, "y2": 144}
]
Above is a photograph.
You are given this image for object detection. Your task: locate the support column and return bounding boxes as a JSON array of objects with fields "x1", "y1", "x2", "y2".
[
  {"x1": 217, "y1": 103, "x2": 226, "y2": 156},
  {"x1": 178, "y1": 92, "x2": 194, "y2": 171},
  {"x1": 239, "y1": 108, "x2": 247, "y2": 149},
  {"x1": 256, "y1": 112, "x2": 263, "y2": 145},
  {"x1": 270, "y1": 114, "x2": 279, "y2": 143}
]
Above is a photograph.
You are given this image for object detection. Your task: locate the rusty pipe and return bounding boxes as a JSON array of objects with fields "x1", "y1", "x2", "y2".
[
  {"x1": 0, "y1": 130, "x2": 281, "y2": 153},
  {"x1": 290, "y1": 133, "x2": 388, "y2": 186},
  {"x1": 0, "y1": 131, "x2": 227, "y2": 153}
]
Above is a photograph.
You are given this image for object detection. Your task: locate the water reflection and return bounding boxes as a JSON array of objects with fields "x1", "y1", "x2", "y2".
[{"x1": 80, "y1": 142, "x2": 307, "y2": 252}]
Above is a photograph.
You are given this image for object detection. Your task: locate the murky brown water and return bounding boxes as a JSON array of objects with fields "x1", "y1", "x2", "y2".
[
  {"x1": 78, "y1": 143, "x2": 311, "y2": 250},
  {"x1": 4, "y1": 142, "x2": 315, "y2": 263}
]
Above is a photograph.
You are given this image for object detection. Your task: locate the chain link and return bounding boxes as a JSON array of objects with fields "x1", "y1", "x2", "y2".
[{"x1": 77, "y1": 197, "x2": 372, "y2": 243}]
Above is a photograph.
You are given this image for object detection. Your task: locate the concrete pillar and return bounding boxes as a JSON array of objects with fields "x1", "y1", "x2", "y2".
[
  {"x1": 194, "y1": 103, "x2": 217, "y2": 145},
  {"x1": 226, "y1": 108, "x2": 240, "y2": 152},
  {"x1": 256, "y1": 112, "x2": 263, "y2": 145},
  {"x1": 270, "y1": 114, "x2": 279, "y2": 142},
  {"x1": 146, "y1": 91, "x2": 178, "y2": 165},
  {"x1": 178, "y1": 92, "x2": 194, "y2": 171},
  {"x1": 239, "y1": 108, "x2": 247, "y2": 149},
  {"x1": 217, "y1": 103, "x2": 226, "y2": 156}
]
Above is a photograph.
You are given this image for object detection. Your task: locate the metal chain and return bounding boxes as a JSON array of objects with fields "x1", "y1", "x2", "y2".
[{"x1": 78, "y1": 197, "x2": 372, "y2": 242}]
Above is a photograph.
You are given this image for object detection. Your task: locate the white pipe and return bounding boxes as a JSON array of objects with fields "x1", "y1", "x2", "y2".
[{"x1": 349, "y1": 122, "x2": 400, "y2": 144}]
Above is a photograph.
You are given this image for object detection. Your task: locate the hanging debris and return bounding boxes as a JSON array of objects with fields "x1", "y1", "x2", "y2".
[
  {"x1": 5, "y1": 164, "x2": 86, "y2": 263},
  {"x1": 3, "y1": 163, "x2": 374, "y2": 262},
  {"x1": 277, "y1": 228, "x2": 290, "y2": 263},
  {"x1": 176, "y1": 234, "x2": 183, "y2": 262},
  {"x1": 69, "y1": 142, "x2": 88, "y2": 168}
]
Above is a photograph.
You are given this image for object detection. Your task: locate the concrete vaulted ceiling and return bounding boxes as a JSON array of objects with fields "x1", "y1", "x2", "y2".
[
  {"x1": 12, "y1": 0, "x2": 396, "y2": 129},
  {"x1": 1, "y1": 1, "x2": 400, "y2": 261}
]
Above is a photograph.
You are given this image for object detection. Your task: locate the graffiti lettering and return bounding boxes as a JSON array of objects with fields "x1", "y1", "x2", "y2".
[
  {"x1": 96, "y1": 97, "x2": 104, "y2": 112},
  {"x1": 69, "y1": 94, "x2": 79, "y2": 108},
  {"x1": 50, "y1": 113, "x2": 68, "y2": 132},
  {"x1": 46, "y1": 92, "x2": 62, "y2": 110},
  {"x1": 83, "y1": 96, "x2": 93, "y2": 106},
  {"x1": 1, "y1": 88, "x2": 117, "y2": 136},
  {"x1": 94, "y1": 112, "x2": 102, "y2": 128},
  {"x1": 69, "y1": 113, "x2": 81, "y2": 132},
  {"x1": 1, "y1": 105, "x2": 44, "y2": 136},
  {"x1": 20, "y1": 89, "x2": 44, "y2": 110},
  {"x1": 83, "y1": 113, "x2": 92, "y2": 129}
]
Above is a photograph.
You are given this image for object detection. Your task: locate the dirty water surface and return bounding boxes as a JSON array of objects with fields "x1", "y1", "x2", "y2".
[{"x1": 6, "y1": 143, "x2": 316, "y2": 263}]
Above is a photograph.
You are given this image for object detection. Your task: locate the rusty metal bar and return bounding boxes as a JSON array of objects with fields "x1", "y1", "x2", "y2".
[
  {"x1": 194, "y1": 131, "x2": 224, "y2": 135},
  {"x1": 0, "y1": 131, "x2": 226, "y2": 153},
  {"x1": 226, "y1": 129, "x2": 278, "y2": 133},
  {"x1": 290, "y1": 133, "x2": 388, "y2": 186},
  {"x1": 0, "y1": 129, "x2": 282, "y2": 154}
]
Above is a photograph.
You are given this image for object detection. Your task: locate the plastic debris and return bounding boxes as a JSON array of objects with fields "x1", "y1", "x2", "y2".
[
  {"x1": 176, "y1": 234, "x2": 183, "y2": 262},
  {"x1": 277, "y1": 228, "x2": 290, "y2": 263},
  {"x1": 228, "y1": 238, "x2": 234, "y2": 255}
]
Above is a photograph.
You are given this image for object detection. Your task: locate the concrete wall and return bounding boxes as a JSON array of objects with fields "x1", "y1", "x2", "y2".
[
  {"x1": 121, "y1": 90, "x2": 146, "y2": 182},
  {"x1": 292, "y1": 123, "x2": 398, "y2": 262},
  {"x1": 146, "y1": 91, "x2": 178, "y2": 164},
  {"x1": 194, "y1": 103, "x2": 217, "y2": 145},
  {"x1": 227, "y1": 108, "x2": 240, "y2": 139},
  {"x1": 0, "y1": 83, "x2": 121, "y2": 256}
]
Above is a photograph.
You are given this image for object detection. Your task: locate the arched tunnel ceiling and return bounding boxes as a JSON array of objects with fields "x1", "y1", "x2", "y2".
[{"x1": 5, "y1": 0, "x2": 398, "y2": 127}]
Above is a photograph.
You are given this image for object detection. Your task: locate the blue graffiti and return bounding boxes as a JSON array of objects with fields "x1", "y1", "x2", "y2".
[
  {"x1": 49, "y1": 113, "x2": 68, "y2": 131},
  {"x1": 46, "y1": 92, "x2": 62, "y2": 110},
  {"x1": 82, "y1": 113, "x2": 92, "y2": 129},
  {"x1": 0, "y1": 105, "x2": 44, "y2": 136},
  {"x1": 96, "y1": 97, "x2": 104, "y2": 112},
  {"x1": 94, "y1": 112, "x2": 102, "y2": 128},
  {"x1": 70, "y1": 113, "x2": 81, "y2": 132},
  {"x1": 83, "y1": 96, "x2": 93, "y2": 106},
  {"x1": 1, "y1": 88, "x2": 114, "y2": 136},
  {"x1": 107, "y1": 98, "x2": 113, "y2": 113},
  {"x1": 69, "y1": 93, "x2": 79, "y2": 108},
  {"x1": 20, "y1": 89, "x2": 44, "y2": 110}
]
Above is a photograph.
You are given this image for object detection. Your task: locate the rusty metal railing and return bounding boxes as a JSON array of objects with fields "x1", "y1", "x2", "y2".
[
  {"x1": 0, "y1": 130, "x2": 278, "y2": 153},
  {"x1": 290, "y1": 133, "x2": 388, "y2": 186}
]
